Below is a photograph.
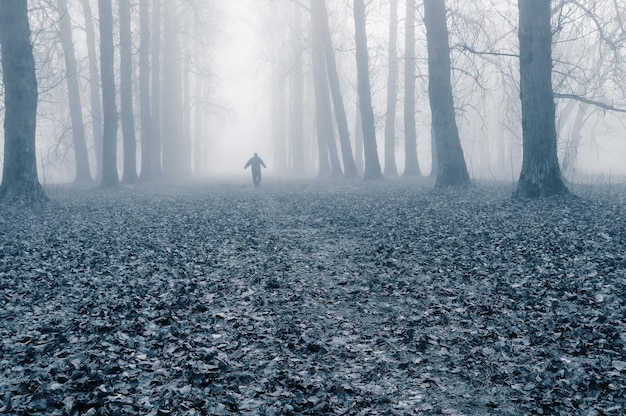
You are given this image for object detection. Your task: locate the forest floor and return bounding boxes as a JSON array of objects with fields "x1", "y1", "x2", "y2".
[{"x1": 0, "y1": 177, "x2": 625, "y2": 415}]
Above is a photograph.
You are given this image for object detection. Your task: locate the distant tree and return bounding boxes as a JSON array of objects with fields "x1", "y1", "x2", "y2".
[
  {"x1": 311, "y1": 0, "x2": 342, "y2": 178},
  {"x1": 317, "y1": 0, "x2": 358, "y2": 178},
  {"x1": 424, "y1": 0, "x2": 470, "y2": 188},
  {"x1": 120, "y1": 0, "x2": 138, "y2": 183},
  {"x1": 98, "y1": 0, "x2": 119, "y2": 187},
  {"x1": 162, "y1": 0, "x2": 189, "y2": 179},
  {"x1": 80, "y1": 0, "x2": 104, "y2": 182},
  {"x1": 383, "y1": 0, "x2": 399, "y2": 177},
  {"x1": 139, "y1": 0, "x2": 153, "y2": 180},
  {"x1": 0, "y1": 0, "x2": 46, "y2": 202},
  {"x1": 514, "y1": 0, "x2": 568, "y2": 197},
  {"x1": 57, "y1": 0, "x2": 92, "y2": 183},
  {"x1": 403, "y1": 0, "x2": 421, "y2": 176},
  {"x1": 288, "y1": 2, "x2": 306, "y2": 176},
  {"x1": 353, "y1": 0, "x2": 382, "y2": 180},
  {"x1": 150, "y1": 0, "x2": 162, "y2": 177}
]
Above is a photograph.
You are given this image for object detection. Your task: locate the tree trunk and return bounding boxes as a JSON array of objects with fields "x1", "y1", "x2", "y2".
[
  {"x1": 561, "y1": 105, "x2": 585, "y2": 180},
  {"x1": 355, "y1": 98, "x2": 364, "y2": 175},
  {"x1": 271, "y1": 69, "x2": 287, "y2": 174},
  {"x1": 139, "y1": 0, "x2": 153, "y2": 180},
  {"x1": 0, "y1": 0, "x2": 45, "y2": 202},
  {"x1": 311, "y1": 0, "x2": 341, "y2": 178},
  {"x1": 98, "y1": 0, "x2": 118, "y2": 187},
  {"x1": 514, "y1": 0, "x2": 568, "y2": 198},
  {"x1": 383, "y1": 0, "x2": 399, "y2": 177},
  {"x1": 317, "y1": 0, "x2": 358, "y2": 178},
  {"x1": 288, "y1": 2, "x2": 305, "y2": 176},
  {"x1": 151, "y1": 0, "x2": 162, "y2": 177},
  {"x1": 354, "y1": 0, "x2": 382, "y2": 180},
  {"x1": 120, "y1": 0, "x2": 137, "y2": 183},
  {"x1": 81, "y1": 0, "x2": 103, "y2": 183},
  {"x1": 57, "y1": 0, "x2": 92, "y2": 183},
  {"x1": 162, "y1": 0, "x2": 188, "y2": 179},
  {"x1": 193, "y1": 74, "x2": 203, "y2": 175},
  {"x1": 424, "y1": 0, "x2": 469, "y2": 188},
  {"x1": 403, "y1": 0, "x2": 420, "y2": 176}
]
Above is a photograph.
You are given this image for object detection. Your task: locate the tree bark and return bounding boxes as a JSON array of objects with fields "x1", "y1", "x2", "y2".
[
  {"x1": 151, "y1": 0, "x2": 162, "y2": 177},
  {"x1": 0, "y1": 0, "x2": 45, "y2": 202},
  {"x1": 81, "y1": 0, "x2": 103, "y2": 183},
  {"x1": 514, "y1": 0, "x2": 568, "y2": 198},
  {"x1": 120, "y1": 0, "x2": 138, "y2": 183},
  {"x1": 139, "y1": 0, "x2": 153, "y2": 180},
  {"x1": 317, "y1": 0, "x2": 358, "y2": 178},
  {"x1": 354, "y1": 0, "x2": 382, "y2": 180},
  {"x1": 403, "y1": 0, "x2": 420, "y2": 176},
  {"x1": 383, "y1": 0, "x2": 399, "y2": 177},
  {"x1": 57, "y1": 0, "x2": 92, "y2": 183},
  {"x1": 424, "y1": 0, "x2": 469, "y2": 188},
  {"x1": 98, "y1": 0, "x2": 118, "y2": 187}
]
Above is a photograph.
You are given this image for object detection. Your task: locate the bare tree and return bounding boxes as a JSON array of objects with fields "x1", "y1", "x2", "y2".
[
  {"x1": 383, "y1": 0, "x2": 399, "y2": 177},
  {"x1": 98, "y1": 0, "x2": 119, "y2": 187},
  {"x1": 311, "y1": 0, "x2": 342, "y2": 177},
  {"x1": 151, "y1": 0, "x2": 162, "y2": 177},
  {"x1": 139, "y1": 0, "x2": 153, "y2": 180},
  {"x1": 354, "y1": 0, "x2": 382, "y2": 180},
  {"x1": 317, "y1": 0, "x2": 358, "y2": 178},
  {"x1": 162, "y1": 0, "x2": 189, "y2": 178},
  {"x1": 80, "y1": 0, "x2": 104, "y2": 182},
  {"x1": 403, "y1": 0, "x2": 421, "y2": 176},
  {"x1": 57, "y1": 0, "x2": 92, "y2": 183},
  {"x1": 424, "y1": 0, "x2": 470, "y2": 188},
  {"x1": 0, "y1": 0, "x2": 45, "y2": 202},
  {"x1": 120, "y1": 0, "x2": 138, "y2": 183},
  {"x1": 514, "y1": 0, "x2": 568, "y2": 197},
  {"x1": 288, "y1": 2, "x2": 306, "y2": 176}
]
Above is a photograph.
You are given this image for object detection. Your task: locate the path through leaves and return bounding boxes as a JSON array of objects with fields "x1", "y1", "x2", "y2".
[{"x1": 1, "y1": 180, "x2": 625, "y2": 415}]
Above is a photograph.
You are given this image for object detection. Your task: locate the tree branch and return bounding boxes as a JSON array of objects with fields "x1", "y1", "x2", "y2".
[{"x1": 554, "y1": 93, "x2": 626, "y2": 113}]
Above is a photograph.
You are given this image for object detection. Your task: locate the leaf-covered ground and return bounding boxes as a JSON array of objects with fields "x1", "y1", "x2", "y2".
[{"x1": 1, "y1": 178, "x2": 625, "y2": 415}]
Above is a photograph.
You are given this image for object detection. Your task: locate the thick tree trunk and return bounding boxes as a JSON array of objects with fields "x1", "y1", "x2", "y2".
[
  {"x1": 120, "y1": 0, "x2": 137, "y2": 183},
  {"x1": 98, "y1": 0, "x2": 118, "y2": 187},
  {"x1": 81, "y1": 0, "x2": 103, "y2": 183},
  {"x1": 57, "y1": 0, "x2": 92, "y2": 183},
  {"x1": 403, "y1": 0, "x2": 420, "y2": 176},
  {"x1": 514, "y1": 0, "x2": 568, "y2": 198},
  {"x1": 384, "y1": 0, "x2": 399, "y2": 177},
  {"x1": 354, "y1": 0, "x2": 382, "y2": 180},
  {"x1": 424, "y1": 0, "x2": 469, "y2": 188},
  {"x1": 288, "y1": 3, "x2": 305, "y2": 176},
  {"x1": 316, "y1": 0, "x2": 358, "y2": 178},
  {"x1": 139, "y1": 0, "x2": 153, "y2": 180},
  {"x1": 0, "y1": 0, "x2": 45, "y2": 202},
  {"x1": 151, "y1": 0, "x2": 162, "y2": 177}
]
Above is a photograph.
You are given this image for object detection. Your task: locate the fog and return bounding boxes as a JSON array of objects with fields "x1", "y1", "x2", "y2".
[{"x1": 1, "y1": 0, "x2": 625, "y2": 184}]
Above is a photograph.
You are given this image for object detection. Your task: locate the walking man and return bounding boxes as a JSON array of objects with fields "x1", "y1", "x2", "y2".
[{"x1": 244, "y1": 153, "x2": 267, "y2": 188}]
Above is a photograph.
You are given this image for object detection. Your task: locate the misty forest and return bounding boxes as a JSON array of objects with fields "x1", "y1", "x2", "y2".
[{"x1": 1, "y1": 0, "x2": 626, "y2": 415}]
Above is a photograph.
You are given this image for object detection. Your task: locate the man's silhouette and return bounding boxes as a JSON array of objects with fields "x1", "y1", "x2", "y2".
[{"x1": 244, "y1": 153, "x2": 267, "y2": 188}]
